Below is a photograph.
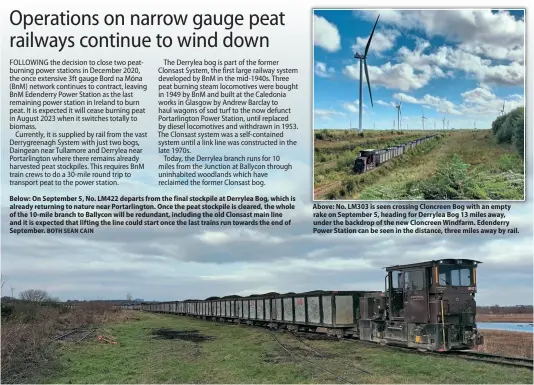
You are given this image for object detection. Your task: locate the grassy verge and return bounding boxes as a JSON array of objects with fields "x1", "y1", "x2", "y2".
[
  {"x1": 43, "y1": 312, "x2": 533, "y2": 384},
  {"x1": 313, "y1": 129, "x2": 524, "y2": 200},
  {"x1": 1, "y1": 302, "x2": 139, "y2": 384}
]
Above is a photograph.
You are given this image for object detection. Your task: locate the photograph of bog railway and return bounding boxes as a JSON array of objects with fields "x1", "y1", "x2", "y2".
[
  {"x1": 313, "y1": 9, "x2": 525, "y2": 201},
  {"x1": 1, "y1": 258, "x2": 533, "y2": 383}
]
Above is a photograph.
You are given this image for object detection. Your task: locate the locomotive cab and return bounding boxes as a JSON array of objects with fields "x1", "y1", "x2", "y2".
[
  {"x1": 377, "y1": 259, "x2": 484, "y2": 352},
  {"x1": 431, "y1": 259, "x2": 484, "y2": 350},
  {"x1": 353, "y1": 149, "x2": 377, "y2": 173},
  {"x1": 354, "y1": 157, "x2": 367, "y2": 173}
]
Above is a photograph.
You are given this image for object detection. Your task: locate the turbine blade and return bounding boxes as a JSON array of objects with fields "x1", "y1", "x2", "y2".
[
  {"x1": 364, "y1": 14, "x2": 380, "y2": 57},
  {"x1": 364, "y1": 59, "x2": 373, "y2": 107}
]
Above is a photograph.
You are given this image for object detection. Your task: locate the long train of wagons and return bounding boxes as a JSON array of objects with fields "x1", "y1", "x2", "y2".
[
  {"x1": 354, "y1": 134, "x2": 440, "y2": 173},
  {"x1": 122, "y1": 258, "x2": 484, "y2": 352}
]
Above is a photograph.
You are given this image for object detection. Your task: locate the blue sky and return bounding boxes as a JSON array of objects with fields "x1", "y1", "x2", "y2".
[{"x1": 313, "y1": 9, "x2": 525, "y2": 130}]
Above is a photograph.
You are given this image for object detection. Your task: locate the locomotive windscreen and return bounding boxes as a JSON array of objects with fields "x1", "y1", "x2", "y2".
[{"x1": 437, "y1": 265, "x2": 475, "y2": 286}]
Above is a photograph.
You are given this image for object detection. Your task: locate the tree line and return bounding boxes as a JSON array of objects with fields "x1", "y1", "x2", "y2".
[
  {"x1": 491, "y1": 106, "x2": 524, "y2": 157},
  {"x1": 477, "y1": 305, "x2": 532, "y2": 314}
]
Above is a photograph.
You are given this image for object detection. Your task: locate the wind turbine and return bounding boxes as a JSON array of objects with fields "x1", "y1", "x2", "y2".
[
  {"x1": 353, "y1": 14, "x2": 380, "y2": 134},
  {"x1": 474, "y1": 121, "x2": 476, "y2": 130},
  {"x1": 442, "y1": 117, "x2": 446, "y2": 130},
  {"x1": 434, "y1": 120, "x2": 436, "y2": 130},
  {"x1": 447, "y1": 120, "x2": 450, "y2": 129},
  {"x1": 499, "y1": 101, "x2": 505, "y2": 116},
  {"x1": 395, "y1": 98, "x2": 402, "y2": 131},
  {"x1": 421, "y1": 107, "x2": 428, "y2": 130}
]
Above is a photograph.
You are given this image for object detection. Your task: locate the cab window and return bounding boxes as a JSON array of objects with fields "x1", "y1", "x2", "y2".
[
  {"x1": 438, "y1": 265, "x2": 473, "y2": 286},
  {"x1": 404, "y1": 270, "x2": 424, "y2": 290}
]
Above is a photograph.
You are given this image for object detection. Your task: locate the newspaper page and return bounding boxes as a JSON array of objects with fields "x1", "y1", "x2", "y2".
[{"x1": 1, "y1": 0, "x2": 532, "y2": 383}]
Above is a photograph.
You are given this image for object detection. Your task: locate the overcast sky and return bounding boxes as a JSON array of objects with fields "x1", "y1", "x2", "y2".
[{"x1": 1, "y1": 5, "x2": 532, "y2": 307}]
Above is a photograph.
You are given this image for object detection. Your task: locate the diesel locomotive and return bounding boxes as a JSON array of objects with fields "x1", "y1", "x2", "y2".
[
  {"x1": 354, "y1": 135, "x2": 439, "y2": 173},
  {"x1": 126, "y1": 258, "x2": 484, "y2": 352}
]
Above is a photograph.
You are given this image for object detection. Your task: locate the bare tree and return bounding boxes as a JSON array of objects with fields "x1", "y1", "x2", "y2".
[
  {"x1": 126, "y1": 293, "x2": 133, "y2": 301},
  {"x1": 19, "y1": 289, "x2": 53, "y2": 302}
]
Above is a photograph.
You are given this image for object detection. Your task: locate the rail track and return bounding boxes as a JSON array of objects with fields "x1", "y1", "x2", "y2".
[
  {"x1": 50, "y1": 326, "x2": 96, "y2": 344},
  {"x1": 449, "y1": 350, "x2": 533, "y2": 369},
  {"x1": 313, "y1": 180, "x2": 341, "y2": 199},
  {"x1": 268, "y1": 330, "x2": 359, "y2": 383},
  {"x1": 269, "y1": 328, "x2": 533, "y2": 370},
  {"x1": 291, "y1": 332, "x2": 372, "y2": 376},
  {"x1": 155, "y1": 313, "x2": 534, "y2": 370},
  {"x1": 308, "y1": 332, "x2": 533, "y2": 370}
]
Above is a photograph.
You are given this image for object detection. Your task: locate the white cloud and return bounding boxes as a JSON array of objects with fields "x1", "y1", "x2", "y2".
[
  {"x1": 314, "y1": 108, "x2": 346, "y2": 120},
  {"x1": 342, "y1": 100, "x2": 366, "y2": 113},
  {"x1": 459, "y1": 86, "x2": 524, "y2": 116},
  {"x1": 314, "y1": 15, "x2": 341, "y2": 52},
  {"x1": 393, "y1": 92, "x2": 462, "y2": 115},
  {"x1": 392, "y1": 86, "x2": 524, "y2": 119},
  {"x1": 315, "y1": 61, "x2": 335, "y2": 78},
  {"x1": 396, "y1": 41, "x2": 524, "y2": 86},
  {"x1": 344, "y1": 61, "x2": 435, "y2": 92},
  {"x1": 196, "y1": 228, "x2": 283, "y2": 246},
  {"x1": 355, "y1": 10, "x2": 525, "y2": 61},
  {"x1": 377, "y1": 100, "x2": 395, "y2": 107},
  {"x1": 352, "y1": 29, "x2": 400, "y2": 55}
]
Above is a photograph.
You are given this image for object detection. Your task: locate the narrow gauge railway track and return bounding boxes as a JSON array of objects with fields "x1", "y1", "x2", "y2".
[
  {"x1": 290, "y1": 331, "x2": 372, "y2": 376},
  {"x1": 158, "y1": 313, "x2": 533, "y2": 370},
  {"x1": 268, "y1": 330, "x2": 358, "y2": 384},
  {"x1": 50, "y1": 326, "x2": 97, "y2": 344},
  {"x1": 448, "y1": 350, "x2": 533, "y2": 370},
  {"x1": 292, "y1": 331, "x2": 533, "y2": 370},
  {"x1": 313, "y1": 180, "x2": 341, "y2": 198}
]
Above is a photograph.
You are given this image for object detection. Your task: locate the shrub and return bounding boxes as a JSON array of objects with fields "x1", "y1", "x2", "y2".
[
  {"x1": 491, "y1": 107, "x2": 524, "y2": 158},
  {"x1": 512, "y1": 108, "x2": 525, "y2": 157}
]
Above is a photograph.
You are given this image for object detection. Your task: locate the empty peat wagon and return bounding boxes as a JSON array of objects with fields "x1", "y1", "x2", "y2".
[
  {"x1": 142, "y1": 291, "x2": 380, "y2": 337},
  {"x1": 353, "y1": 134, "x2": 439, "y2": 174}
]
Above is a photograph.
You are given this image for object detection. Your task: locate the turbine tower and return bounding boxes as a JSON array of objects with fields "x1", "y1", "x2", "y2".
[
  {"x1": 499, "y1": 101, "x2": 505, "y2": 116},
  {"x1": 447, "y1": 120, "x2": 450, "y2": 129},
  {"x1": 421, "y1": 107, "x2": 427, "y2": 130},
  {"x1": 395, "y1": 98, "x2": 402, "y2": 131},
  {"x1": 442, "y1": 117, "x2": 446, "y2": 130},
  {"x1": 353, "y1": 14, "x2": 380, "y2": 134},
  {"x1": 474, "y1": 121, "x2": 476, "y2": 130}
]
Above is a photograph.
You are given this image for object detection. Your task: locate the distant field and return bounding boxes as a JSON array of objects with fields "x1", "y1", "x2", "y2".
[
  {"x1": 477, "y1": 313, "x2": 533, "y2": 323},
  {"x1": 313, "y1": 129, "x2": 525, "y2": 200},
  {"x1": 474, "y1": 330, "x2": 533, "y2": 359},
  {"x1": 44, "y1": 312, "x2": 532, "y2": 384}
]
